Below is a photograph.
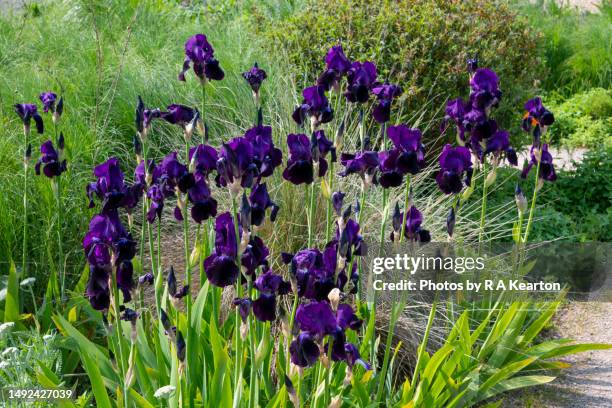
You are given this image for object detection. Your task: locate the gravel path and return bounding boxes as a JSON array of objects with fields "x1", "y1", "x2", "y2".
[{"x1": 504, "y1": 301, "x2": 612, "y2": 407}]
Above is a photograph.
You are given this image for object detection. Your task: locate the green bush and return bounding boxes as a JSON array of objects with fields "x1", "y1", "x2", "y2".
[
  {"x1": 546, "y1": 88, "x2": 612, "y2": 148},
  {"x1": 512, "y1": 0, "x2": 612, "y2": 95},
  {"x1": 475, "y1": 148, "x2": 612, "y2": 241},
  {"x1": 257, "y1": 0, "x2": 543, "y2": 137}
]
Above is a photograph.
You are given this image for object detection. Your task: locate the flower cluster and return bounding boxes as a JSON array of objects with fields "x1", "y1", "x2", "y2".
[
  {"x1": 442, "y1": 67, "x2": 516, "y2": 167},
  {"x1": 282, "y1": 193, "x2": 369, "y2": 372},
  {"x1": 83, "y1": 159, "x2": 139, "y2": 310}
]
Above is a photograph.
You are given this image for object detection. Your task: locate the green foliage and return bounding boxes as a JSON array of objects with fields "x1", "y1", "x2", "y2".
[
  {"x1": 474, "y1": 148, "x2": 612, "y2": 241},
  {"x1": 258, "y1": 0, "x2": 543, "y2": 137},
  {"x1": 401, "y1": 300, "x2": 612, "y2": 407},
  {"x1": 512, "y1": 0, "x2": 612, "y2": 95},
  {"x1": 545, "y1": 88, "x2": 612, "y2": 148},
  {"x1": 0, "y1": 329, "x2": 69, "y2": 407}
]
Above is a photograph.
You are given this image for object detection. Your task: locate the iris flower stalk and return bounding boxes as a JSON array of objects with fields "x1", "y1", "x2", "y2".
[
  {"x1": 53, "y1": 148, "x2": 65, "y2": 300},
  {"x1": 478, "y1": 158, "x2": 488, "y2": 242},
  {"x1": 521, "y1": 98, "x2": 556, "y2": 243},
  {"x1": 110, "y1": 262, "x2": 130, "y2": 408},
  {"x1": 231, "y1": 196, "x2": 245, "y2": 408},
  {"x1": 398, "y1": 177, "x2": 412, "y2": 243}
]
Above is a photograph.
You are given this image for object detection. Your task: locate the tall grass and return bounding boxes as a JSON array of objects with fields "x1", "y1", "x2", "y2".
[{"x1": 512, "y1": 0, "x2": 612, "y2": 95}]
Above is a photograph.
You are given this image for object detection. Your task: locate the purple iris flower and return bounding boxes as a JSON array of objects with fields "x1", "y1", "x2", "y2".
[
  {"x1": 83, "y1": 214, "x2": 117, "y2": 267},
  {"x1": 233, "y1": 298, "x2": 252, "y2": 323},
  {"x1": 242, "y1": 63, "x2": 267, "y2": 94},
  {"x1": 292, "y1": 85, "x2": 333, "y2": 128},
  {"x1": 161, "y1": 104, "x2": 196, "y2": 127},
  {"x1": 344, "y1": 61, "x2": 377, "y2": 103},
  {"x1": 484, "y1": 130, "x2": 518, "y2": 166},
  {"x1": 339, "y1": 151, "x2": 379, "y2": 188},
  {"x1": 332, "y1": 191, "x2": 346, "y2": 217},
  {"x1": 39, "y1": 92, "x2": 57, "y2": 113},
  {"x1": 135, "y1": 96, "x2": 162, "y2": 136},
  {"x1": 387, "y1": 125, "x2": 426, "y2": 174},
  {"x1": 241, "y1": 235, "x2": 269, "y2": 277},
  {"x1": 443, "y1": 98, "x2": 469, "y2": 142},
  {"x1": 283, "y1": 133, "x2": 314, "y2": 185},
  {"x1": 83, "y1": 211, "x2": 135, "y2": 307},
  {"x1": 87, "y1": 158, "x2": 141, "y2": 213},
  {"x1": 179, "y1": 34, "x2": 224, "y2": 82},
  {"x1": 469, "y1": 68, "x2": 502, "y2": 111},
  {"x1": 318, "y1": 45, "x2": 352, "y2": 91},
  {"x1": 160, "y1": 151, "x2": 195, "y2": 195},
  {"x1": 296, "y1": 301, "x2": 338, "y2": 337},
  {"x1": 14, "y1": 103, "x2": 43, "y2": 134},
  {"x1": 251, "y1": 268, "x2": 290, "y2": 322},
  {"x1": 337, "y1": 219, "x2": 366, "y2": 261},
  {"x1": 436, "y1": 144, "x2": 473, "y2": 194},
  {"x1": 290, "y1": 332, "x2": 320, "y2": 367},
  {"x1": 87, "y1": 264, "x2": 110, "y2": 310},
  {"x1": 188, "y1": 175, "x2": 218, "y2": 223},
  {"x1": 204, "y1": 212, "x2": 239, "y2": 287},
  {"x1": 344, "y1": 343, "x2": 371, "y2": 370},
  {"x1": 146, "y1": 184, "x2": 165, "y2": 223},
  {"x1": 216, "y1": 136, "x2": 257, "y2": 194},
  {"x1": 390, "y1": 205, "x2": 431, "y2": 242},
  {"x1": 371, "y1": 82, "x2": 403, "y2": 123},
  {"x1": 189, "y1": 144, "x2": 218, "y2": 178},
  {"x1": 249, "y1": 183, "x2": 278, "y2": 226},
  {"x1": 244, "y1": 125, "x2": 282, "y2": 179},
  {"x1": 312, "y1": 130, "x2": 336, "y2": 177},
  {"x1": 521, "y1": 143, "x2": 557, "y2": 182},
  {"x1": 377, "y1": 149, "x2": 405, "y2": 188},
  {"x1": 522, "y1": 97, "x2": 555, "y2": 142},
  {"x1": 35, "y1": 140, "x2": 66, "y2": 178}
]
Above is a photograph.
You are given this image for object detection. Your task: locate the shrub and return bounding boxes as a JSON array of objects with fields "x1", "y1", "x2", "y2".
[
  {"x1": 513, "y1": 0, "x2": 612, "y2": 95},
  {"x1": 546, "y1": 88, "x2": 612, "y2": 148},
  {"x1": 258, "y1": 0, "x2": 543, "y2": 137}
]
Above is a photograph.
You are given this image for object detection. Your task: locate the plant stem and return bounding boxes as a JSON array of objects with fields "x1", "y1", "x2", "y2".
[
  {"x1": 307, "y1": 181, "x2": 316, "y2": 247},
  {"x1": 398, "y1": 176, "x2": 412, "y2": 243},
  {"x1": 325, "y1": 161, "x2": 335, "y2": 242},
  {"x1": 231, "y1": 196, "x2": 244, "y2": 408},
  {"x1": 478, "y1": 159, "x2": 488, "y2": 243},
  {"x1": 22, "y1": 128, "x2": 29, "y2": 279},
  {"x1": 522, "y1": 160, "x2": 541, "y2": 244},
  {"x1": 111, "y1": 267, "x2": 129, "y2": 408},
  {"x1": 55, "y1": 177, "x2": 65, "y2": 301},
  {"x1": 201, "y1": 83, "x2": 206, "y2": 144}
]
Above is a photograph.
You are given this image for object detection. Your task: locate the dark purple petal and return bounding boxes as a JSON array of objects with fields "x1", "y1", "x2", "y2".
[
  {"x1": 290, "y1": 333, "x2": 320, "y2": 367},
  {"x1": 204, "y1": 254, "x2": 238, "y2": 287}
]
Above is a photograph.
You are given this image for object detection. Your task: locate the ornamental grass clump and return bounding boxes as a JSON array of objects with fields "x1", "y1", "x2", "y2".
[{"x1": 12, "y1": 30, "x2": 605, "y2": 408}]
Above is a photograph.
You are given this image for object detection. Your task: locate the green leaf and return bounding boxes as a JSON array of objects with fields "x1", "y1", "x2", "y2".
[
  {"x1": 80, "y1": 350, "x2": 113, "y2": 408},
  {"x1": 53, "y1": 314, "x2": 117, "y2": 382},
  {"x1": 4, "y1": 260, "x2": 20, "y2": 323},
  {"x1": 480, "y1": 375, "x2": 556, "y2": 401}
]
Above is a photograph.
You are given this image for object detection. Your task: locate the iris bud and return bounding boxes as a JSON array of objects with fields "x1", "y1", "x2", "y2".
[
  {"x1": 328, "y1": 288, "x2": 341, "y2": 312},
  {"x1": 485, "y1": 170, "x2": 497, "y2": 188},
  {"x1": 515, "y1": 185, "x2": 527, "y2": 213}
]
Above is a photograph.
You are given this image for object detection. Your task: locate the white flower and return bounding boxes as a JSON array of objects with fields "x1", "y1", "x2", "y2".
[
  {"x1": 154, "y1": 385, "x2": 176, "y2": 399},
  {"x1": 20, "y1": 277, "x2": 36, "y2": 288},
  {"x1": 0, "y1": 322, "x2": 15, "y2": 335},
  {"x1": 2, "y1": 347, "x2": 18, "y2": 357},
  {"x1": 43, "y1": 334, "x2": 54, "y2": 342},
  {"x1": 0, "y1": 361, "x2": 10, "y2": 369}
]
